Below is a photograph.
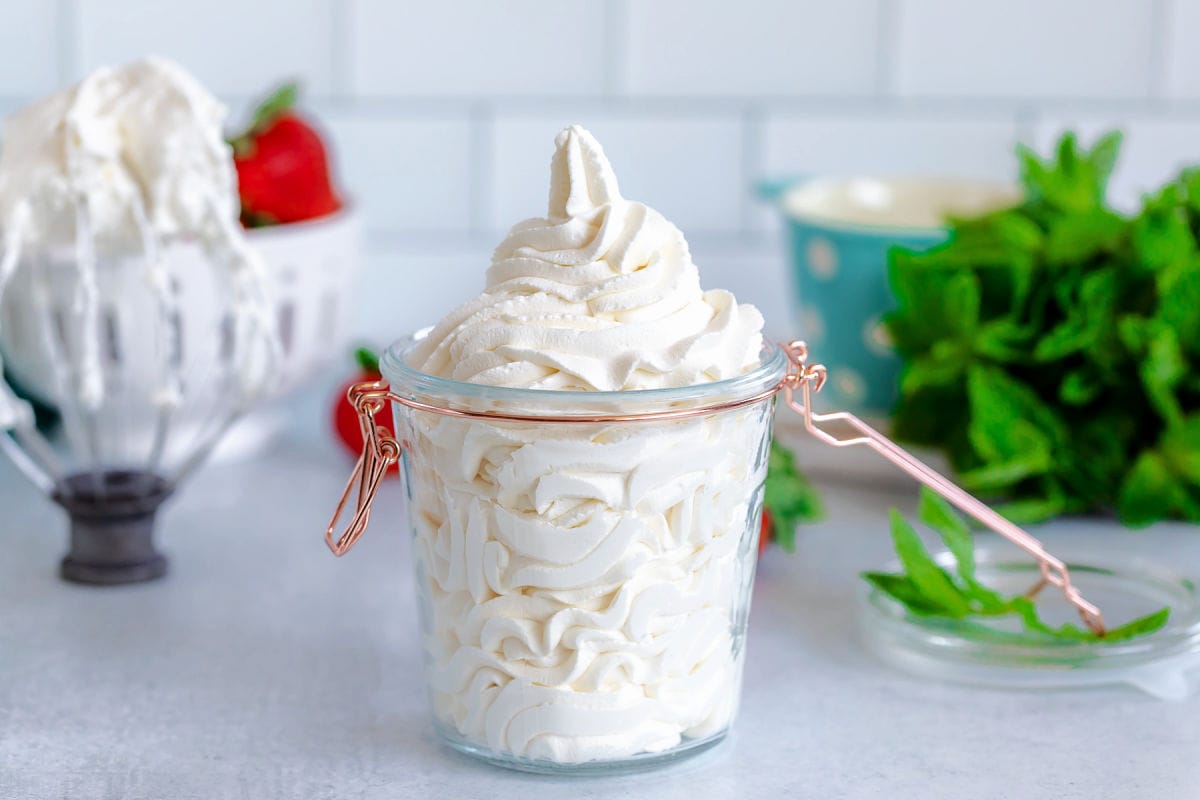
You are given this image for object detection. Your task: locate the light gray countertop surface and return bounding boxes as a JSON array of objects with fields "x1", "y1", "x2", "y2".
[{"x1": 2, "y1": 409, "x2": 1199, "y2": 800}]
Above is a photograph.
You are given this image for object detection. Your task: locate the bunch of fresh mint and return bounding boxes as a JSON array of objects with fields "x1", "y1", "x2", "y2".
[
  {"x1": 865, "y1": 488, "x2": 1170, "y2": 642},
  {"x1": 887, "y1": 131, "x2": 1200, "y2": 526}
]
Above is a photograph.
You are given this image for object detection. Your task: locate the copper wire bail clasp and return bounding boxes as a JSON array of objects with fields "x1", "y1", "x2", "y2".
[
  {"x1": 778, "y1": 340, "x2": 1108, "y2": 636},
  {"x1": 324, "y1": 380, "x2": 401, "y2": 556}
]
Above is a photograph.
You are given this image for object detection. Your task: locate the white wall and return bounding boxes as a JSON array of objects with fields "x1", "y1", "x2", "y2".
[{"x1": 4, "y1": 0, "x2": 1197, "y2": 343}]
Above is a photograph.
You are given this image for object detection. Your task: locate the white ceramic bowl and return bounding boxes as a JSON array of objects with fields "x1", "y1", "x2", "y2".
[{"x1": 244, "y1": 207, "x2": 363, "y2": 397}]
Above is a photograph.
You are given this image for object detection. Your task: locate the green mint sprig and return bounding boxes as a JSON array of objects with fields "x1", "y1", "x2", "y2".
[
  {"x1": 886, "y1": 131, "x2": 1200, "y2": 527},
  {"x1": 863, "y1": 488, "x2": 1171, "y2": 643},
  {"x1": 763, "y1": 440, "x2": 823, "y2": 551}
]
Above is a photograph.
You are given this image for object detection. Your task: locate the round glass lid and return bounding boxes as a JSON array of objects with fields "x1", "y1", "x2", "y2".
[{"x1": 859, "y1": 546, "x2": 1200, "y2": 700}]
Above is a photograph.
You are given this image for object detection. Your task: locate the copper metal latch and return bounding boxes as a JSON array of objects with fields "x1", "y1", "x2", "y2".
[
  {"x1": 323, "y1": 341, "x2": 1106, "y2": 635},
  {"x1": 324, "y1": 381, "x2": 401, "y2": 557}
]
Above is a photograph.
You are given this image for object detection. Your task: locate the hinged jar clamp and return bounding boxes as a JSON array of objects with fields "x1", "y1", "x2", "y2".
[{"x1": 324, "y1": 340, "x2": 1106, "y2": 636}]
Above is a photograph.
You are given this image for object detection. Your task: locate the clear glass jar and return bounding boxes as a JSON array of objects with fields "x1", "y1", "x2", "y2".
[{"x1": 380, "y1": 335, "x2": 787, "y2": 774}]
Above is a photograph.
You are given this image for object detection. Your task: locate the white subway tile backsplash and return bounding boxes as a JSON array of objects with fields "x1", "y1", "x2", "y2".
[
  {"x1": 626, "y1": 0, "x2": 880, "y2": 97},
  {"x1": 895, "y1": 0, "x2": 1155, "y2": 99},
  {"x1": 762, "y1": 114, "x2": 1020, "y2": 181},
  {"x1": 0, "y1": 1, "x2": 59, "y2": 96},
  {"x1": 690, "y1": 240, "x2": 794, "y2": 339},
  {"x1": 350, "y1": 244, "x2": 494, "y2": 342},
  {"x1": 323, "y1": 114, "x2": 474, "y2": 235},
  {"x1": 8, "y1": 0, "x2": 1197, "y2": 305},
  {"x1": 347, "y1": 0, "x2": 607, "y2": 97},
  {"x1": 76, "y1": 0, "x2": 335, "y2": 96},
  {"x1": 1165, "y1": 0, "x2": 1200, "y2": 99},
  {"x1": 1033, "y1": 117, "x2": 1200, "y2": 211},
  {"x1": 490, "y1": 113, "x2": 745, "y2": 235}
]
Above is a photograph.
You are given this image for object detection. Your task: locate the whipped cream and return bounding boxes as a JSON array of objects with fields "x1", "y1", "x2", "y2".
[
  {"x1": 0, "y1": 57, "x2": 273, "y2": 425},
  {"x1": 402, "y1": 402, "x2": 768, "y2": 763},
  {"x1": 408, "y1": 125, "x2": 763, "y2": 390},
  {"x1": 401, "y1": 126, "x2": 768, "y2": 764}
]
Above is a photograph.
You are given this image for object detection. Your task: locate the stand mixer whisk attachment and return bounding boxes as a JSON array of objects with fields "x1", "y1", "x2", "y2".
[{"x1": 0, "y1": 57, "x2": 278, "y2": 584}]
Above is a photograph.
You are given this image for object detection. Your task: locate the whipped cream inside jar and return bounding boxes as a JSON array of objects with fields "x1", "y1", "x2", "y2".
[{"x1": 381, "y1": 126, "x2": 782, "y2": 772}]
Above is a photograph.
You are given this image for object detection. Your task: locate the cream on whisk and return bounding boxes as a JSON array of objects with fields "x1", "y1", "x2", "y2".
[{"x1": 0, "y1": 57, "x2": 273, "y2": 421}]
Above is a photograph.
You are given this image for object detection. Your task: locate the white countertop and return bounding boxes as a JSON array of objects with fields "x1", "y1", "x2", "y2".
[{"x1": 2, "y1": 408, "x2": 1199, "y2": 800}]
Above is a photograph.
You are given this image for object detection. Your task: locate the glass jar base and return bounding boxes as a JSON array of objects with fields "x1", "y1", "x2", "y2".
[{"x1": 434, "y1": 721, "x2": 729, "y2": 775}]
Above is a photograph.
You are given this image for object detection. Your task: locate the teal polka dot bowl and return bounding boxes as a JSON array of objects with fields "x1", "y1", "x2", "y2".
[{"x1": 759, "y1": 177, "x2": 1018, "y2": 417}]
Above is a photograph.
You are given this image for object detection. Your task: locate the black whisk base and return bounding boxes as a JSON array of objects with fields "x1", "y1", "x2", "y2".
[{"x1": 53, "y1": 470, "x2": 173, "y2": 585}]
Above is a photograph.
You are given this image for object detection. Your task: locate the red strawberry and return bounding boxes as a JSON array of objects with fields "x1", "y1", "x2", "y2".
[
  {"x1": 332, "y1": 348, "x2": 398, "y2": 475},
  {"x1": 758, "y1": 510, "x2": 773, "y2": 557},
  {"x1": 231, "y1": 83, "x2": 342, "y2": 227}
]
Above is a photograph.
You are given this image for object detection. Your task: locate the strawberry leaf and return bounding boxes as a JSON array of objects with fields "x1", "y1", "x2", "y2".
[
  {"x1": 251, "y1": 82, "x2": 299, "y2": 131},
  {"x1": 354, "y1": 347, "x2": 380, "y2": 374},
  {"x1": 228, "y1": 81, "x2": 301, "y2": 154}
]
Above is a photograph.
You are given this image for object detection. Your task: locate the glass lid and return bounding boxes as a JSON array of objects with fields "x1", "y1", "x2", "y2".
[{"x1": 859, "y1": 545, "x2": 1200, "y2": 700}]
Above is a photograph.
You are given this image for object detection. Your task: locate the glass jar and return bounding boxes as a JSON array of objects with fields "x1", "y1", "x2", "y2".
[{"x1": 379, "y1": 334, "x2": 788, "y2": 773}]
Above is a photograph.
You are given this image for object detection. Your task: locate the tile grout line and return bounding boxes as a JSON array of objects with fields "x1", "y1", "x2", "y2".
[{"x1": 256, "y1": 94, "x2": 1200, "y2": 117}]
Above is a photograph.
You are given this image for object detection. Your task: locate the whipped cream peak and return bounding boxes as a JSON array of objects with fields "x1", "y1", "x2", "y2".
[
  {"x1": 547, "y1": 125, "x2": 622, "y2": 220},
  {"x1": 409, "y1": 125, "x2": 764, "y2": 391}
]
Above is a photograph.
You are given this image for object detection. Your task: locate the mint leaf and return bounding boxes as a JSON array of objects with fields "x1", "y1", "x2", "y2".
[
  {"x1": 863, "y1": 572, "x2": 948, "y2": 616},
  {"x1": 966, "y1": 366, "x2": 1061, "y2": 479},
  {"x1": 1059, "y1": 368, "x2": 1101, "y2": 405},
  {"x1": 762, "y1": 440, "x2": 823, "y2": 551},
  {"x1": 887, "y1": 510, "x2": 972, "y2": 618},
  {"x1": 1162, "y1": 415, "x2": 1200, "y2": 485},
  {"x1": 918, "y1": 490, "x2": 974, "y2": 580},
  {"x1": 1045, "y1": 207, "x2": 1124, "y2": 265},
  {"x1": 1009, "y1": 596, "x2": 1095, "y2": 641},
  {"x1": 1118, "y1": 418, "x2": 1200, "y2": 527},
  {"x1": 1010, "y1": 598, "x2": 1171, "y2": 643},
  {"x1": 1019, "y1": 131, "x2": 1120, "y2": 213},
  {"x1": 1157, "y1": 263, "x2": 1200, "y2": 356},
  {"x1": 1132, "y1": 184, "x2": 1194, "y2": 273},
  {"x1": 1101, "y1": 607, "x2": 1172, "y2": 642},
  {"x1": 865, "y1": 492, "x2": 1170, "y2": 643}
]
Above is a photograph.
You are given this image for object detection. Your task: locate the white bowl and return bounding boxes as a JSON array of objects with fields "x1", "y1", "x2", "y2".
[
  {"x1": 244, "y1": 207, "x2": 363, "y2": 398},
  {"x1": 0, "y1": 207, "x2": 363, "y2": 464}
]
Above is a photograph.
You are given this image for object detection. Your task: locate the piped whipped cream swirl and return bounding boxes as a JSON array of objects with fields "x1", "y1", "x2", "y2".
[{"x1": 407, "y1": 125, "x2": 763, "y2": 390}]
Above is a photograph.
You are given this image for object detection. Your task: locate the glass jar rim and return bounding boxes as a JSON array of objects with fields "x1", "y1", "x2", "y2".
[{"x1": 380, "y1": 327, "x2": 789, "y2": 408}]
